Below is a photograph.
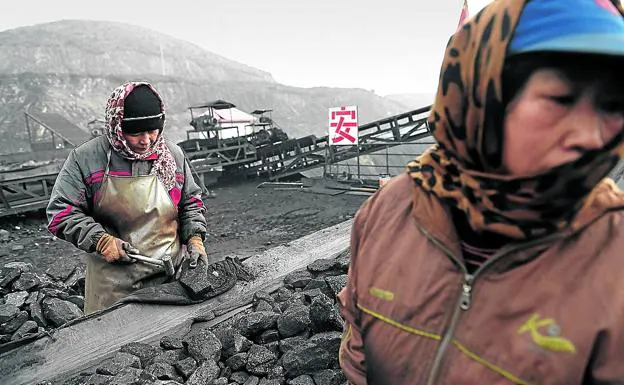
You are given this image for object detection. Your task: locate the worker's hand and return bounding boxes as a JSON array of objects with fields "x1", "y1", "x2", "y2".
[
  {"x1": 174, "y1": 235, "x2": 210, "y2": 280},
  {"x1": 95, "y1": 233, "x2": 139, "y2": 264},
  {"x1": 186, "y1": 235, "x2": 209, "y2": 268}
]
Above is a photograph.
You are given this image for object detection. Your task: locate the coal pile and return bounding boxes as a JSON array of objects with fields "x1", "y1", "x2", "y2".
[
  {"x1": 0, "y1": 260, "x2": 86, "y2": 344},
  {"x1": 73, "y1": 251, "x2": 350, "y2": 385}
]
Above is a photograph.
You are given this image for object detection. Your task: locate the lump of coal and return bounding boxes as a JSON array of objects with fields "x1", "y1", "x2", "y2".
[
  {"x1": 283, "y1": 270, "x2": 312, "y2": 289},
  {"x1": 41, "y1": 297, "x2": 83, "y2": 327},
  {"x1": 179, "y1": 257, "x2": 253, "y2": 299}
]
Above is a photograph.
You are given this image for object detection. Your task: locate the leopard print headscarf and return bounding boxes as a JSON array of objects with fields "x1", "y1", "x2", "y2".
[
  {"x1": 407, "y1": 0, "x2": 624, "y2": 240},
  {"x1": 105, "y1": 82, "x2": 177, "y2": 191}
]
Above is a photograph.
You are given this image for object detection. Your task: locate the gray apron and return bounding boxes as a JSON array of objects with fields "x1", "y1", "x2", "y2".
[{"x1": 84, "y1": 150, "x2": 182, "y2": 314}]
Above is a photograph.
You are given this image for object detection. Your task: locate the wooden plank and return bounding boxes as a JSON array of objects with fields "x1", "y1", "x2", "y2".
[
  {"x1": 0, "y1": 163, "x2": 63, "y2": 182},
  {"x1": 0, "y1": 220, "x2": 353, "y2": 385},
  {"x1": 0, "y1": 201, "x2": 49, "y2": 218},
  {"x1": 0, "y1": 149, "x2": 71, "y2": 164}
]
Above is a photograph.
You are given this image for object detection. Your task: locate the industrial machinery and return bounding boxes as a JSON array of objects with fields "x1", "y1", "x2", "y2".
[
  {"x1": 1, "y1": 103, "x2": 436, "y2": 217},
  {"x1": 86, "y1": 119, "x2": 106, "y2": 138},
  {"x1": 179, "y1": 100, "x2": 289, "y2": 163},
  {"x1": 248, "y1": 109, "x2": 289, "y2": 147},
  {"x1": 0, "y1": 110, "x2": 92, "y2": 217}
]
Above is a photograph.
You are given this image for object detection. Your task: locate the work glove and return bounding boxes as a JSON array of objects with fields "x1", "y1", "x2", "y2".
[
  {"x1": 175, "y1": 235, "x2": 210, "y2": 280},
  {"x1": 186, "y1": 235, "x2": 209, "y2": 268},
  {"x1": 95, "y1": 233, "x2": 139, "y2": 264}
]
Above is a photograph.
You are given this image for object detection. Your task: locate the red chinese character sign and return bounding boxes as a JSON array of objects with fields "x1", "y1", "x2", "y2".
[{"x1": 328, "y1": 106, "x2": 359, "y2": 146}]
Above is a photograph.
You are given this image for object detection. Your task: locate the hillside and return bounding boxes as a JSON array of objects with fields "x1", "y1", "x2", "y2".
[
  {"x1": 385, "y1": 93, "x2": 435, "y2": 109},
  {"x1": 0, "y1": 20, "x2": 411, "y2": 154},
  {"x1": 0, "y1": 20, "x2": 274, "y2": 83}
]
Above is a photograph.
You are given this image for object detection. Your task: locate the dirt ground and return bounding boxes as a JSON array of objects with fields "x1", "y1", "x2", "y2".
[{"x1": 0, "y1": 178, "x2": 368, "y2": 275}]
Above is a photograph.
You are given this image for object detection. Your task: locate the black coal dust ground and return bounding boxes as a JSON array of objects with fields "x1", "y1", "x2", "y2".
[{"x1": 0, "y1": 178, "x2": 367, "y2": 285}]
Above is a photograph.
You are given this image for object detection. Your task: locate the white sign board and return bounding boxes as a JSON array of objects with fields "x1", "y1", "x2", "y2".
[{"x1": 328, "y1": 106, "x2": 359, "y2": 146}]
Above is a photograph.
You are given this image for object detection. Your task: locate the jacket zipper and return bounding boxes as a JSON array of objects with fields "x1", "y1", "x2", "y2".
[{"x1": 413, "y1": 218, "x2": 567, "y2": 385}]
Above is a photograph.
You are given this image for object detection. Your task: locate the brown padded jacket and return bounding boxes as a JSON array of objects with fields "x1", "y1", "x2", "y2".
[{"x1": 337, "y1": 173, "x2": 624, "y2": 385}]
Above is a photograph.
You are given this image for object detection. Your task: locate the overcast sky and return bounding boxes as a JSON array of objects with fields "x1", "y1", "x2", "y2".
[{"x1": 0, "y1": 0, "x2": 493, "y2": 96}]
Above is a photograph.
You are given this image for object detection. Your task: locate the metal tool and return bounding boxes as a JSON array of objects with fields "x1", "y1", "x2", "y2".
[{"x1": 127, "y1": 253, "x2": 175, "y2": 276}]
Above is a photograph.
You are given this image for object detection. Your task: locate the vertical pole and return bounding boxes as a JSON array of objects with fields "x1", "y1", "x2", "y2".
[
  {"x1": 386, "y1": 145, "x2": 389, "y2": 175},
  {"x1": 323, "y1": 146, "x2": 328, "y2": 178},
  {"x1": 356, "y1": 144, "x2": 360, "y2": 181},
  {"x1": 25, "y1": 112, "x2": 32, "y2": 148}
]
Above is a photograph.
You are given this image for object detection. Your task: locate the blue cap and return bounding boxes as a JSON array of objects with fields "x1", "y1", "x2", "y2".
[{"x1": 509, "y1": 0, "x2": 624, "y2": 57}]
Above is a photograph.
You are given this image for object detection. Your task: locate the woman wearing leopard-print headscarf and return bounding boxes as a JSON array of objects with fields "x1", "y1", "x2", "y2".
[
  {"x1": 47, "y1": 82, "x2": 210, "y2": 314},
  {"x1": 339, "y1": 0, "x2": 624, "y2": 384}
]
